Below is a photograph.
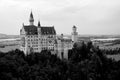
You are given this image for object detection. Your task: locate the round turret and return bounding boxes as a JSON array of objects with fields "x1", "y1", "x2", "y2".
[
  {"x1": 72, "y1": 25, "x2": 77, "y2": 33},
  {"x1": 71, "y1": 25, "x2": 78, "y2": 42}
]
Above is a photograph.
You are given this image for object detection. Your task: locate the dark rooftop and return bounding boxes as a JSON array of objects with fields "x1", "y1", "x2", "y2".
[{"x1": 23, "y1": 25, "x2": 56, "y2": 35}]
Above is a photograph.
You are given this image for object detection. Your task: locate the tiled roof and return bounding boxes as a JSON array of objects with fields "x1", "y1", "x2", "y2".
[
  {"x1": 23, "y1": 25, "x2": 56, "y2": 35},
  {"x1": 41, "y1": 27, "x2": 56, "y2": 35},
  {"x1": 23, "y1": 25, "x2": 38, "y2": 35}
]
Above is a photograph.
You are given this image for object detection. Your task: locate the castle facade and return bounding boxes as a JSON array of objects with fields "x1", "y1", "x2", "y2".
[{"x1": 20, "y1": 12, "x2": 78, "y2": 59}]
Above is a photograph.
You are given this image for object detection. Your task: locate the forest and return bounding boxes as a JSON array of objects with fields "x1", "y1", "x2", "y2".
[{"x1": 0, "y1": 41, "x2": 120, "y2": 80}]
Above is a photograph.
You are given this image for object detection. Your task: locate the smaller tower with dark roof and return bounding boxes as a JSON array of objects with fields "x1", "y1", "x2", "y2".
[
  {"x1": 38, "y1": 20, "x2": 41, "y2": 27},
  {"x1": 29, "y1": 11, "x2": 34, "y2": 25},
  {"x1": 38, "y1": 21, "x2": 41, "y2": 34}
]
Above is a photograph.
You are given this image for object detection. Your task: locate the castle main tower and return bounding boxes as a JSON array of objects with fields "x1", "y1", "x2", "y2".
[
  {"x1": 71, "y1": 25, "x2": 78, "y2": 42},
  {"x1": 29, "y1": 11, "x2": 34, "y2": 25}
]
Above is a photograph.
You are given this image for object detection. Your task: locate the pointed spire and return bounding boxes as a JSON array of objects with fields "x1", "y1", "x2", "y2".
[
  {"x1": 30, "y1": 11, "x2": 33, "y2": 19},
  {"x1": 22, "y1": 23, "x2": 24, "y2": 26},
  {"x1": 38, "y1": 20, "x2": 41, "y2": 27},
  {"x1": 29, "y1": 11, "x2": 34, "y2": 25}
]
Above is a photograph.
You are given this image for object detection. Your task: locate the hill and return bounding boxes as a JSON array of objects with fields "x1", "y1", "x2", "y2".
[{"x1": 0, "y1": 33, "x2": 20, "y2": 39}]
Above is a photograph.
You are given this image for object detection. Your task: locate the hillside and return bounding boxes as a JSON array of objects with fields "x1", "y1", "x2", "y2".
[{"x1": 0, "y1": 33, "x2": 20, "y2": 39}]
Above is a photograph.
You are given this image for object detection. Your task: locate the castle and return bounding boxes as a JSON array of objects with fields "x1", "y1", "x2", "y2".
[{"x1": 20, "y1": 12, "x2": 78, "y2": 59}]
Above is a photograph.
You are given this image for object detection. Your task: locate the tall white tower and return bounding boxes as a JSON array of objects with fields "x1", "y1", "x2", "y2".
[
  {"x1": 29, "y1": 11, "x2": 34, "y2": 25},
  {"x1": 71, "y1": 25, "x2": 78, "y2": 42}
]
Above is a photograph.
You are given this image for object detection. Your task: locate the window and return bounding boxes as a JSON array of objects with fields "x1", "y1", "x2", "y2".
[
  {"x1": 28, "y1": 42, "x2": 30, "y2": 44},
  {"x1": 36, "y1": 45, "x2": 38, "y2": 47}
]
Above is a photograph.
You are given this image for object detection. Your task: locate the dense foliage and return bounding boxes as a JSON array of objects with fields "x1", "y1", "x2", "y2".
[
  {"x1": 101, "y1": 48, "x2": 120, "y2": 55},
  {"x1": 0, "y1": 41, "x2": 120, "y2": 80}
]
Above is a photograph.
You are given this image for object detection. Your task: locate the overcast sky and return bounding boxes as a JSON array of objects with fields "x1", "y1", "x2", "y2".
[{"x1": 0, "y1": 0, "x2": 120, "y2": 35}]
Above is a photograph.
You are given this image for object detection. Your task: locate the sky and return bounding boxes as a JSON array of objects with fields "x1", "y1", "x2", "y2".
[{"x1": 0, "y1": 0, "x2": 120, "y2": 35}]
